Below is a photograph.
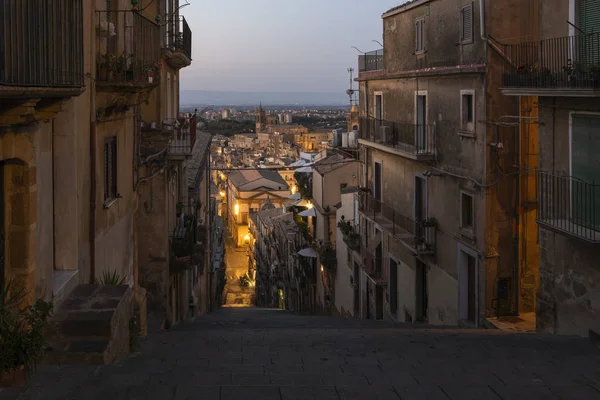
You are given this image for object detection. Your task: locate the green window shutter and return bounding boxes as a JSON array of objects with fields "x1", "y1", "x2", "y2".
[
  {"x1": 571, "y1": 114, "x2": 600, "y2": 230},
  {"x1": 580, "y1": 0, "x2": 600, "y2": 34}
]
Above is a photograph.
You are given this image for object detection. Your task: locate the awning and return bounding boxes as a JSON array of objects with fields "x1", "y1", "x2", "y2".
[
  {"x1": 295, "y1": 166, "x2": 313, "y2": 173},
  {"x1": 298, "y1": 248, "x2": 318, "y2": 258},
  {"x1": 289, "y1": 160, "x2": 306, "y2": 167},
  {"x1": 298, "y1": 208, "x2": 316, "y2": 217},
  {"x1": 287, "y1": 192, "x2": 302, "y2": 200},
  {"x1": 296, "y1": 199, "x2": 312, "y2": 208}
]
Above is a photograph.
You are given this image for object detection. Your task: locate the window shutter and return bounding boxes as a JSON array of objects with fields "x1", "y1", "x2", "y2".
[
  {"x1": 104, "y1": 141, "x2": 110, "y2": 200},
  {"x1": 415, "y1": 19, "x2": 424, "y2": 51},
  {"x1": 461, "y1": 4, "x2": 473, "y2": 43},
  {"x1": 580, "y1": 0, "x2": 600, "y2": 34},
  {"x1": 571, "y1": 114, "x2": 600, "y2": 229}
]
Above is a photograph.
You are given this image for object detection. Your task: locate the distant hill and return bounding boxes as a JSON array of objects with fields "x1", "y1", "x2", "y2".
[{"x1": 180, "y1": 90, "x2": 349, "y2": 107}]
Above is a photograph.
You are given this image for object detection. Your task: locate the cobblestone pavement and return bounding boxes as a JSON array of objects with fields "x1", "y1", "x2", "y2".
[{"x1": 4, "y1": 307, "x2": 600, "y2": 400}]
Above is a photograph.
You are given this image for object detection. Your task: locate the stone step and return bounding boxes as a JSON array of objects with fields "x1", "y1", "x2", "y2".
[
  {"x1": 44, "y1": 339, "x2": 110, "y2": 365},
  {"x1": 44, "y1": 284, "x2": 134, "y2": 365}
]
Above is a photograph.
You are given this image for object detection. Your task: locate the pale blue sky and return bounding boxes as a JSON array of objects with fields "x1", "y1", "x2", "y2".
[{"x1": 180, "y1": 0, "x2": 400, "y2": 93}]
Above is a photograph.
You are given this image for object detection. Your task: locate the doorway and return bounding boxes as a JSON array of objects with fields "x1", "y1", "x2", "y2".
[
  {"x1": 415, "y1": 260, "x2": 428, "y2": 322},
  {"x1": 374, "y1": 161, "x2": 382, "y2": 202},
  {"x1": 416, "y1": 93, "x2": 427, "y2": 151},
  {"x1": 459, "y1": 246, "x2": 478, "y2": 324},
  {"x1": 0, "y1": 167, "x2": 4, "y2": 291},
  {"x1": 353, "y1": 262, "x2": 360, "y2": 317},
  {"x1": 389, "y1": 258, "x2": 398, "y2": 315}
]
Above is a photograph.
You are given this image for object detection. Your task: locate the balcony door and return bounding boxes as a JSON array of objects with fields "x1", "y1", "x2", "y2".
[
  {"x1": 415, "y1": 93, "x2": 427, "y2": 152},
  {"x1": 571, "y1": 113, "x2": 600, "y2": 230},
  {"x1": 374, "y1": 161, "x2": 382, "y2": 202}
]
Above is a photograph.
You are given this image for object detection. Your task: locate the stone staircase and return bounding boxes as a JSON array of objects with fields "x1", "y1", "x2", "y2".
[{"x1": 44, "y1": 284, "x2": 134, "y2": 365}]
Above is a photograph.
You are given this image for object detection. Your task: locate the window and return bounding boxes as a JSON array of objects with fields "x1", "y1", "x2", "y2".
[
  {"x1": 461, "y1": 192, "x2": 474, "y2": 232},
  {"x1": 375, "y1": 94, "x2": 382, "y2": 120},
  {"x1": 415, "y1": 18, "x2": 425, "y2": 53},
  {"x1": 461, "y1": 4, "x2": 474, "y2": 44},
  {"x1": 460, "y1": 90, "x2": 475, "y2": 132},
  {"x1": 104, "y1": 136, "x2": 118, "y2": 202}
]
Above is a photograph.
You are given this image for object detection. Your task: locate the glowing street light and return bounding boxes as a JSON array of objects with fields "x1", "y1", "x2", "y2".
[{"x1": 234, "y1": 203, "x2": 239, "y2": 215}]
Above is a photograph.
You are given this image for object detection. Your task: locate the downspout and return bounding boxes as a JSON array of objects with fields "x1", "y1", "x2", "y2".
[
  {"x1": 514, "y1": 125, "x2": 520, "y2": 316},
  {"x1": 89, "y1": 13, "x2": 97, "y2": 284},
  {"x1": 479, "y1": 0, "x2": 486, "y2": 39}
]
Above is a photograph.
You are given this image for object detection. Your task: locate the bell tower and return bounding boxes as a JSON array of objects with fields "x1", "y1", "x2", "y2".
[{"x1": 255, "y1": 103, "x2": 266, "y2": 133}]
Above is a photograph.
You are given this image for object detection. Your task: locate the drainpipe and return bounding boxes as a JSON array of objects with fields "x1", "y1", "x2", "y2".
[
  {"x1": 479, "y1": 0, "x2": 486, "y2": 39},
  {"x1": 89, "y1": 19, "x2": 97, "y2": 285},
  {"x1": 514, "y1": 125, "x2": 520, "y2": 316}
]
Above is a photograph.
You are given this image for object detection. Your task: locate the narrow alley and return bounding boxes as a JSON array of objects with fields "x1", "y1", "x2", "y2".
[
  {"x1": 7, "y1": 307, "x2": 600, "y2": 400},
  {"x1": 222, "y1": 238, "x2": 255, "y2": 307}
]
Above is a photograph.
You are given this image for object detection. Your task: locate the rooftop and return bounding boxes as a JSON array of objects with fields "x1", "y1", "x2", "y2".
[
  {"x1": 228, "y1": 169, "x2": 289, "y2": 192},
  {"x1": 383, "y1": 0, "x2": 426, "y2": 17},
  {"x1": 312, "y1": 153, "x2": 355, "y2": 175}
]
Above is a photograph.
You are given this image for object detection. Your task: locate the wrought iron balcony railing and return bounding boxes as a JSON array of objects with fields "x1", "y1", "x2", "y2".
[
  {"x1": 168, "y1": 114, "x2": 197, "y2": 156},
  {"x1": 537, "y1": 172, "x2": 600, "y2": 243},
  {"x1": 359, "y1": 192, "x2": 436, "y2": 255},
  {"x1": 166, "y1": 15, "x2": 192, "y2": 60},
  {"x1": 95, "y1": 10, "x2": 161, "y2": 85},
  {"x1": 359, "y1": 117, "x2": 436, "y2": 157},
  {"x1": 0, "y1": 0, "x2": 84, "y2": 88},
  {"x1": 502, "y1": 33, "x2": 600, "y2": 90},
  {"x1": 359, "y1": 49, "x2": 384, "y2": 73}
]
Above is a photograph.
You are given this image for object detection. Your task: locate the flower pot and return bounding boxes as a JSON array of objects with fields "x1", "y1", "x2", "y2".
[
  {"x1": 98, "y1": 66, "x2": 109, "y2": 81},
  {"x1": 0, "y1": 365, "x2": 26, "y2": 388}
]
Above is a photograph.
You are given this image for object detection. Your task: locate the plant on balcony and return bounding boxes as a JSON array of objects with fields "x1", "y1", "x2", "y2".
[
  {"x1": 97, "y1": 53, "x2": 116, "y2": 81},
  {"x1": 337, "y1": 216, "x2": 354, "y2": 236},
  {"x1": 318, "y1": 244, "x2": 337, "y2": 275},
  {"x1": 1, "y1": 280, "x2": 53, "y2": 387},
  {"x1": 94, "y1": 270, "x2": 126, "y2": 285},
  {"x1": 176, "y1": 202, "x2": 184, "y2": 217},
  {"x1": 419, "y1": 217, "x2": 438, "y2": 228}
]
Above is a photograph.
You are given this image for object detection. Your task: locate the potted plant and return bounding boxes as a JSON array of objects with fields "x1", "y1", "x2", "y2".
[
  {"x1": 176, "y1": 202, "x2": 184, "y2": 217},
  {"x1": 97, "y1": 53, "x2": 112, "y2": 81},
  {"x1": 0, "y1": 280, "x2": 53, "y2": 387}
]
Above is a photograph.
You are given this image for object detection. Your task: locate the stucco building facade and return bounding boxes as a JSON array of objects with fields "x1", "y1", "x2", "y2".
[
  {"x1": 355, "y1": 0, "x2": 540, "y2": 326},
  {"x1": 502, "y1": 0, "x2": 600, "y2": 337}
]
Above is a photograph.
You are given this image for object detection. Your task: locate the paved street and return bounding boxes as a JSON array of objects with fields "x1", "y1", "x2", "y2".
[{"x1": 4, "y1": 307, "x2": 600, "y2": 400}]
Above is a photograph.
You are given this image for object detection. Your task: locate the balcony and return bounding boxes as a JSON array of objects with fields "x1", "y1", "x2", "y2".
[
  {"x1": 358, "y1": 49, "x2": 384, "y2": 73},
  {"x1": 168, "y1": 114, "x2": 197, "y2": 157},
  {"x1": 359, "y1": 192, "x2": 435, "y2": 256},
  {"x1": 164, "y1": 15, "x2": 192, "y2": 69},
  {"x1": 0, "y1": 0, "x2": 84, "y2": 124},
  {"x1": 170, "y1": 214, "x2": 197, "y2": 274},
  {"x1": 358, "y1": 117, "x2": 436, "y2": 161},
  {"x1": 95, "y1": 10, "x2": 160, "y2": 92},
  {"x1": 338, "y1": 219, "x2": 360, "y2": 251},
  {"x1": 502, "y1": 33, "x2": 600, "y2": 96},
  {"x1": 537, "y1": 172, "x2": 600, "y2": 243}
]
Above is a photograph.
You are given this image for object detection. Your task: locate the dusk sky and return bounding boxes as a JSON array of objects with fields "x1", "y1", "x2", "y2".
[{"x1": 180, "y1": 0, "x2": 400, "y2": 93}]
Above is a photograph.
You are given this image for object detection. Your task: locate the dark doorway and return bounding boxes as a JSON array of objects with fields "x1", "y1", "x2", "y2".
[
  {"x1": 416, "y1": 260, "x2": 428, "y2": 322},
  {"x1": 374, "y1": 161, "x2": 382, "y2": 202},
  {"x1": 0, "y1": 167, "x2": 4, "y2": 291},
  {"x1": 467, "y1": 254, "x2": 477, "y2": 322},
  {"x1": 375, "y1": 286, "x2": 384, "y2": 320},
  {"x1": 353, "y1": 262, "x2": 360, "y2": 317},
  {"x1": 389, "y1": 258, "x2": 398, "y2": 315}
]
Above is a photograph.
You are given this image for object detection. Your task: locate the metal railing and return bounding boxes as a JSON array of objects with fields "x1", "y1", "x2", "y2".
[
  {"x1": 168, "y1": 114, "x2": 197, "y2": 155},
  {"x1": 95, "y1": 10, "x2": 161, "y2": 84},
  {"x1": 359, "y1": 192, "x2": 436, "y2": 254},
  {"x1": 359, "y1": 117, "x2": 436, "y2": 156},
  {"x1": 359, "y1": 49, "x2": 384, "y2": 72},
  {"x1": 0, "y1": 0, "x2": 84, "y2": 87},
  {"x1": 502, "y1": 33, "x2": 600, "y2": 89},
  {"x1": 537, "y1": 171, "x2": 600, "y2": 243},
  {"x1": 166, "y1": 15, "x2": 192, "y2": 59}
]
